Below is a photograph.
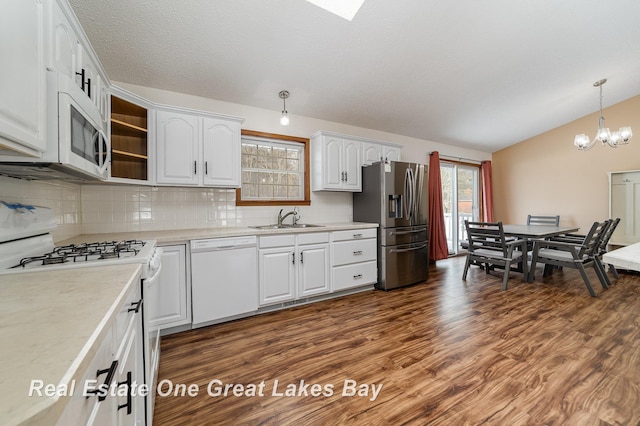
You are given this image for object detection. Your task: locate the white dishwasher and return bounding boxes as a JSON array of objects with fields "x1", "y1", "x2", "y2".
[{"x1": 190, "y1": 235, "x2": 258, "y2": 327}]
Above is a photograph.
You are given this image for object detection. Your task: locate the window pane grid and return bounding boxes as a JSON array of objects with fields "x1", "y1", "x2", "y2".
[{"x1": 241, "y1": 140, "x2": 304, "y2": 200}]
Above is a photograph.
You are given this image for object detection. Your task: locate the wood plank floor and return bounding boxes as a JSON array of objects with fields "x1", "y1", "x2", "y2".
[{"x1": 154, "y1": 257, "x2": 640, "y2": 425}]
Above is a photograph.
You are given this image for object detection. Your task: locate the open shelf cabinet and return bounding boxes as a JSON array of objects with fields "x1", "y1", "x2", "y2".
[{"x1": 110, "y1": 96, "x2": 148, "y2": 180}]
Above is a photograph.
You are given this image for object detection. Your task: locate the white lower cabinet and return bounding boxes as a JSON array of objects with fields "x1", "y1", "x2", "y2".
[
  {"x1": 331, "y1": 228, "x2": 378, "y2": 291},
  {"x1": 57, "y1": 282, "x2": 145, "y2": 426},
  {"x1": 149, "y1": 245, "x2": 190, "y2": 332},
  {"x1": 258, "y1": 233, "x2": 330, "y2": 306}
]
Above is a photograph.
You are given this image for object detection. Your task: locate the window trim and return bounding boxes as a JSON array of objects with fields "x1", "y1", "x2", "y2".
[{"x1": 235, "y1": 129, "x2": 311, "y2": 206}]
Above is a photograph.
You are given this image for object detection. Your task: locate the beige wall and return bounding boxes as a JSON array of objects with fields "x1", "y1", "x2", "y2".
[{"x1": 492, "y1": 94, "x2": 640, "y2": 232}]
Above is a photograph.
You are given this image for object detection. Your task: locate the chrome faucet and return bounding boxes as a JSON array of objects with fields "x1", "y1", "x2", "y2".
[{"x1": 277, "y1": 207, "x2": 299, "y2": 225}]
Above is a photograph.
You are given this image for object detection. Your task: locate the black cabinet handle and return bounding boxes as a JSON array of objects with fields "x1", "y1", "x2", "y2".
[
  {"x1": 292, "y1": 252, "x2": 295, "y2": 265},
  {"x1": 205, "y1": 161, "x2": 208, "y2": 175},
  {"x1": 117, "y1": 371, "x2": 133, "y2": 415},
  {"x1": 194, "y1": 161, "x2": 197, "y2": 175},
  {"x1": 86, "y1": 360, "x2": 118, "y2": 401},
  {"x1": 87, "y1": 78, "x2": 91, "y2": 98},
  {"x1": 128, "y1": 299, "x2": 142, "y2": 313},
  {"x1": 300, "y1": 251, "x2": 304, "y2": 263},
  {"x1": 76, "y1": 69, "x2": 86, "y2": 92}
]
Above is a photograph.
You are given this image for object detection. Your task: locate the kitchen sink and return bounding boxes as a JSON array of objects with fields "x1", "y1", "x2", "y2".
[
  {"x1": 249, "y1": 224, "x2": 290, "y2": 229},
  {"x1": 249, "y1": 223, "x2": 324, "y2": 229}
]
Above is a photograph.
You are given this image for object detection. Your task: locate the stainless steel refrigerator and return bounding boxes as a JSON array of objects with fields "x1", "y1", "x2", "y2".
[{"x1": 353, "y1": 161, "x2": 428, "y2": 290}]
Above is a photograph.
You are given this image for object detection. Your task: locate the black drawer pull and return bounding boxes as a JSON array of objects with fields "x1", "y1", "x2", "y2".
[
  {"x1": 353, "y1": 250, "x2": 363, "y2": 255},
  {"x1": 86, "y1": 360, "x2": 118, "y2": 401},
  {"x1": 117, "y1": 371, "x2": 133, "y2": 415},
  {"x1": 353, "y1": 233, "x2": 363, "y2": 238},
  {"x1": 353, "y1": 274, "x2": 363, "y2": 279},
  {"x1": 128, "y1": 299, "x2": 142, "y2": 313}
]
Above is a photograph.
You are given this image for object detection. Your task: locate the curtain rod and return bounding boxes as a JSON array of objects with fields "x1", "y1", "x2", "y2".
[{"x1": 432, "y1": 153, "x2": 484, "y2": 165}]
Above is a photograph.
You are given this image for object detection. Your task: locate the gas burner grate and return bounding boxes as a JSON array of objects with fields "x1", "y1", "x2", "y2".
[{"x1": 11, "y1": 240, "x2": 146, "y2": 268}]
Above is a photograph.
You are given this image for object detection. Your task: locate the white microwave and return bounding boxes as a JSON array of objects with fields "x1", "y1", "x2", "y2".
[{"x1": 0, "y1": 71, "x2": 109, "y2": 181}]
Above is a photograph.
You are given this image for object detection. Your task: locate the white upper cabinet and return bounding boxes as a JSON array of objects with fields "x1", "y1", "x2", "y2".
[
  {"x1": 312, "y1": 131, "x2": 403, "y2": 191},
  {"x1": 48, "y1": 0, "x2": 109, "y2": 123},
  {"x1": 155, "y1": 108, "x2": 243, "y2": 187},
  {"x1": 202, "y1": 117, "x2": 241, "y2": 187},
  {"x1": 0, "y1": 0, "x2": 47, "y2": 156},
  {"x1": 362, "y1": 141, "x2": 402, "y2": 166},
  {"x1": 156, "y1": 110, "x2": 200, "y2": 185},
  {"x1": 311, "y1": 131, "x2": 362, "y2": 191}
]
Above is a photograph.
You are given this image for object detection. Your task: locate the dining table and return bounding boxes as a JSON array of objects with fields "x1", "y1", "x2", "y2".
[{"x1": 501, "y1": 224, "x2": 580, "y2": 280}]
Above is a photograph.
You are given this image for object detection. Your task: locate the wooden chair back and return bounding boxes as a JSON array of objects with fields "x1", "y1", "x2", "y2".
[
  {"x1": 527, "y1": 215, "x2": 560, "y2": 226},
  {"x1": 465, "y1": 221, "x2": 508, "y2": 256}
]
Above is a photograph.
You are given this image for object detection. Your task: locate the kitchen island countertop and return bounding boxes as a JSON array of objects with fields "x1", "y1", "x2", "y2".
[{"x1": 0, "y1": 264, "x2": 142, "y2": 426}]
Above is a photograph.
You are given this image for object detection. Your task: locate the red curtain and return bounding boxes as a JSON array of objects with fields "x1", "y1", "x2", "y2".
[
  {"x1": 481, "y1": 160, "x2": 494, "y2": 222},
  {"x1": 428, "y1": 152, "x2": 449, "y2": 261}
]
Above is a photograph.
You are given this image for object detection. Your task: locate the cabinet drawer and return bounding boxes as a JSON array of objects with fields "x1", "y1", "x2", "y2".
[
  {"x1": 297, "y1": 232, "x2": 329, "y2": 245},
  {"x1": 114, "y1": 282, "x2": 141, "y2": 347},
  {"x1": 332, "y1": 261, "x2": 377, "y2": 291},
  {"x1": 332, "y1": 228, "x2": 377, "y2": 242},
  {"x1": 332, "y1": 238, "x2": 377, "y2": 266},
  {"x1": 259, "y1": 234, "x2": 296, "y2": 249}
]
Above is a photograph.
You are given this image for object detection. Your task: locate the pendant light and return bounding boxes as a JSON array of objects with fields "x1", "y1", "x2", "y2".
[
  {"x1": 279, "y1": 90, "x2": 290, "y2": 126},
  {"x1": 574, "y1": 79, "x2": 632, "y2": 151}
]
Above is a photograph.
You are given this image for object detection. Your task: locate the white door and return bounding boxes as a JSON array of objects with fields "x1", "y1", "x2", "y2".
[
  {"x1": 323, "y1": 136, "x2": 344, "y2": 189},
  {"x1": 441, "y1": 163, "x2": 480, "y2": 254},
  {"x1": 0, "y1": 0, "x2": 47, "y2": 154},
  {"x1": 259, "y1": 247, "x2": 296, "y2": 305},
  {"x1": 156, "y1": 111, "x2": 200, "y2": 185},
  {"x1": 202, "y1": 117, "x2": 240, "y2": 187},
  {"x1": 342, "y1": 139, "x2": 361, "y2": 190},
  {"x1": 298, "y1": 243, "x2": 330, "y2": 297},
  {"x1": 150, "y1": 245, "x2": 189, "y2": 329}
]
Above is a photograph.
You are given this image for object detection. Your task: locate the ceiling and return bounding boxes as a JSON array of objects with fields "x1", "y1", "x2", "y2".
[{"x1": 68, "y1": 0, "x2": 640, "y2": 152}]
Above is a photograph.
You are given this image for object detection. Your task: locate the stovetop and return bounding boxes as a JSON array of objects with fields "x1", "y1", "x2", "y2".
[{"x1": 12, "y1": 240, "x2": 147, "y2": 269}]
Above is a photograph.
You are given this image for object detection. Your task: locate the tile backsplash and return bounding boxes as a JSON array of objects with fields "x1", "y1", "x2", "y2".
[
  {"x1": 0, "y1": 176, "x2": 81, "y2": 242},
  {"x1": 81, "y1": 185, "x2": 353, "y2": 234},
  {"x1": 1, "y1": 177, "x2": 353, "y2": 239}
]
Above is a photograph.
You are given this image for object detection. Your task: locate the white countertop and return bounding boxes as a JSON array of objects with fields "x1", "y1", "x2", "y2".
[
  {"x1": 57, "y1": 222, "x2": 378, "y2": 246},
  {"x1": 0, "y1": 264, "x2": 142, "y2": 426},
  {"x1": 603, "y1": 243, "x2": 640, "y2": 272}
]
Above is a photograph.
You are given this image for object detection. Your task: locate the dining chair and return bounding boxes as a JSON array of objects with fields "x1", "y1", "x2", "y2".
[
  {"x1": 551, "y1": 218, "x2": 621, "y2": 281},
  {"x1": 462, "y1": 220, "x2": 524, "y2": 290},
  {"x1": 529, "y1": 220, "x2": 610, "y2": 297},
  {"x1": 527, "y1": 215, "x2": 560, "y2": 226}
]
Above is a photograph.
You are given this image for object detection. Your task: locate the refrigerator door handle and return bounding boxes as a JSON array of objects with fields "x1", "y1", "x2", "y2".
[
  {"x1": 404, "y1": 168, "x2": 414, "y2": 220},
  {"x1": 389, "y1": 243, "x2": 428, "y2": 253}
]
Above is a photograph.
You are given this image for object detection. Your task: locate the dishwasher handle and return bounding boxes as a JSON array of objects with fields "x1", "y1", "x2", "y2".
[{"x1": 190, "y1": 236, "x2": 257, "y2": 253}]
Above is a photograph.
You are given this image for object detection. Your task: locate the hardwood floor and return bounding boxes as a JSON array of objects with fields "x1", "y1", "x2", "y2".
[{"x1": 154, "y1": 257, "x2": 640, "y2": 425}]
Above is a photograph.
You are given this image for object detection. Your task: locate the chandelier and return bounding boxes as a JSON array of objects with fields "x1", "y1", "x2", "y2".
[{"x1": 574, "y1": 78, "x2": 632, "y2": 151}]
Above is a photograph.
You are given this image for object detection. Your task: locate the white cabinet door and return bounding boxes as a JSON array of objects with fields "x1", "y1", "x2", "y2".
[
  {"x1": 156, "y1": 111, "x2": 200, "y2": 185},
  {"x1": 383, "y1": 145, "x2": 401, "y2": 162},
  {"x1": 115, "y1": 313, "x2": 145, "y2": 426},
  {"x1": 202, "y1": 117, "x2": 241, "y2": 187},
  {"x1": 323, "y1": 136, "x2": 344, "y2": 189},
  {"x1": 298, "y1": 243, "x2": 330, "y2": 297},
  {"x1": 362, "y1": 142, "x2": 382, "y2": 166},
  {"x1": 0, "y1": 0, "x2": 46, "y2": 155},
  {"x1": 343, "y1": 139, "x2": 361, "y2": 191},
  {"x1": 150, "y1": 245, "x2": 190, "y2": 329},
  {"x1": 259, "y1": 247, "x2": 296, "y2": 305},
  {"x1": 49, "y1": 0, "x2": 78, "y2": 82}
]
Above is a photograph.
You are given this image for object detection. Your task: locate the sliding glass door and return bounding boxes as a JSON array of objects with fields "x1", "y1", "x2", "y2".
[{"x1": 441, "y1": 163, "x2": 480, "y2": 254}]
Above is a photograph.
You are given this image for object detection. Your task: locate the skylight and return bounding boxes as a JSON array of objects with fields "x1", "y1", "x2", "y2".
[{"x1": 305, "y1": 0, "x2": 365, "y2": 21}]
